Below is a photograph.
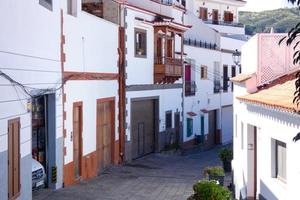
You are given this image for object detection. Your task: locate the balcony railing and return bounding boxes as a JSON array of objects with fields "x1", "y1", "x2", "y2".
[
  {"x1": 185, "y1": 81, "x2": 196, "y2": 96},
  {"x1": 184, "y1": 38, "x2": 218, "y2": 50},
  {"x1": 202, "y1": 19, "x2": 244, "y2": 28},
  {"x1": 214, "y1": 80, "x2": 221, "y2": 93},
  {"x1": 154, "y1": 57, "x2": 183, "y2": 77}
]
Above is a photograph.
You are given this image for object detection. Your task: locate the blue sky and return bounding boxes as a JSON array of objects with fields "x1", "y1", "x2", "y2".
[{"x1": 240, "y1": 0, "x2": 294, "y2": 12}]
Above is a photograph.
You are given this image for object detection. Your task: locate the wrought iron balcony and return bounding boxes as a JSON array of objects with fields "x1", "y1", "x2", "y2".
[
  {"x1": 185, "y1": 81, "x2": 196, "y2": 96},
  {"x1": 202, "y1": 19, "x2": 244, "y2": 28}
]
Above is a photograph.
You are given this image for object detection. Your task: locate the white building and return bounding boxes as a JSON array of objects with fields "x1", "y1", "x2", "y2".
[
  {"x1": 0, "y1": 0, "x2": 63, "y2": 199},
  {"x1": 232, "y1": 33, "x2": 300, "y2": 200},
  {"x1": 182, "y1": 0, "x2": 247, "y2": 147},
  {"x1": 61, "y1": 0, "x2": 120, "y2": 185}
]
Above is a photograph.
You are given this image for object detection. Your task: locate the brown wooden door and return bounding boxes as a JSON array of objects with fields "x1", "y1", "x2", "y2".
[
  {"x1": 73, "y1": 103, "x2": 82, "y2": 180},
  {"x1": 174, "y1": 113, "x2": 180, "y2": 146},
  {"x1": 97, "y1": 100, "x2": 114, "y2": 173},
  {"x1": 167, "y1": 39, "x2": 173, "y2": 58},
  {"x1": 212, "y1": 10, "x2": 218, "y2": 24},
  {"x1": 8, "y1": 118, "x2": 20, "y2": 200},
  {"x1": 131, "y1": 100, "x2": 155, "y2": 159},
  {"x1": 208, "y1": 110, "x2": 217, "y2": 147}
]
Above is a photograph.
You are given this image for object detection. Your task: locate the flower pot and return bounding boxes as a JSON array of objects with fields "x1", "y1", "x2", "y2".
[
  {"x1": 223, "y1": 160, "x2": 232, "y2": 172},
  {"x1": 208, "y1": 175, "x2": 225, "y2": 186}
]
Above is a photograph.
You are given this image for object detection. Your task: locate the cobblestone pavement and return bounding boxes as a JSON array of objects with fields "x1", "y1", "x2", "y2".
[{"x1": 33, "y1": 146, "x2": 228, "y2": 200}]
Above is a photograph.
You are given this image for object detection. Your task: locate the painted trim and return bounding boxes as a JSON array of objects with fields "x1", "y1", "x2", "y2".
[{"x1": 63, "y1": 71, "x2": 118, "y2": 81}]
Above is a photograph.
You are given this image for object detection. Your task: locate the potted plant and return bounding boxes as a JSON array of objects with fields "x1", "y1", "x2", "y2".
[
  {"x1": 218, "y1": 148, "x2": 233, "y2": 172},
  {"x1": 203, "y1": 166, "x2": 225, "y2": 186},
  {"x1": 188, "y1": 180, "x2": 232, "y2": 200}
]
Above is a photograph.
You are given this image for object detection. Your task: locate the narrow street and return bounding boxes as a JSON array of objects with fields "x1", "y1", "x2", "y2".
[{"x1": 33, "y1": 147, "x2": 225, "y2": 200}]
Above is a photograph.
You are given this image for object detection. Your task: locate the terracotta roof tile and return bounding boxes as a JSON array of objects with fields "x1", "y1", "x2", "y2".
[
  {"x1": 230, "y1": 73, "x2": 254, "y2": 83},
  {"x1": 237, "y1": 78, "x2": 297, "y2": 112}
]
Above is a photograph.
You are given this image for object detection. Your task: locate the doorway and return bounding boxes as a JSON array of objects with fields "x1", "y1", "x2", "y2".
[
  {"x1": 31, "y1": 94, "x2": 56, "y2": 189},
  {"x1": 73, "y1": 102, "x2": 83, "y2": 180},
  {"x1": 247, "y1": 125, "x2": 257, "y2": 199},
  {"x1": 131, "y1": 99, "x2": 157, "y2": 159},
  {"x1": 174, "y1": 112, "x2": 180, "y2": 147},
  {"x1": 208, "y1": 110, "x2": 217, "y2": 147},
  {"x1": 96, "y1": 99, "x2": 115, "y2": 174}
]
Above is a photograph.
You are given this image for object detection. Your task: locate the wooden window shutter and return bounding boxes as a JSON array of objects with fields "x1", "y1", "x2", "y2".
[{"x1": 8, "y1": 118, "x2": 20, "y2": 200}]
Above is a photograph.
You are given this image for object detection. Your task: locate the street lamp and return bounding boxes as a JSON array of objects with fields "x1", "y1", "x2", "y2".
[{"x1": 232, "y1": 49, "x2": 241, "y2": 73}]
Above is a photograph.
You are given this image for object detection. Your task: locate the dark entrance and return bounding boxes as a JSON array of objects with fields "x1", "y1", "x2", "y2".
[
  {"x1": 131, "y1": 99, "x2": 156, "y2": 159},
  {"x1": 31, "y1": 94, "x2": 56, "y2": 188},
  {"x1": 208, "y1": 110, "x2": 217, "y2": 147}
]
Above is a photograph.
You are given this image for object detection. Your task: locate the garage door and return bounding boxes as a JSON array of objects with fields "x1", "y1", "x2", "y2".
[{"x1": 131, "y1": 100, "x2": 155, "y2": 159}]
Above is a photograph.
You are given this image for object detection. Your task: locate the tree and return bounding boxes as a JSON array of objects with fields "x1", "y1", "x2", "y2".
[{"x1": 280, "y1": 0, "x2": 300, "y2": 109}]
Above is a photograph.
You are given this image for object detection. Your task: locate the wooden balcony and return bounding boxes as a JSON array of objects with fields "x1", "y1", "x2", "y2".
[{"x1": 154, "y1": 57, "x2": 183, "y2": 83}]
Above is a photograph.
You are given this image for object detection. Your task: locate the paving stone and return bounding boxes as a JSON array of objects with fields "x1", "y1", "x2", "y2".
[{"x1": 33, "y1": 146, "x2": 230, "y2": 200}]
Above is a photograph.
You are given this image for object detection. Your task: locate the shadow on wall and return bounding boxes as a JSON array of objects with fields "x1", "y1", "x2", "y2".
[{"x1": 259, "y1": 180, "x2": 279, "y2": 200}]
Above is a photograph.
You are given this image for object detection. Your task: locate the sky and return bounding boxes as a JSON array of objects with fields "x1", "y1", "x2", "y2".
[{"x1": 239, "y1": 0, "x2": 295, "y2": 12}]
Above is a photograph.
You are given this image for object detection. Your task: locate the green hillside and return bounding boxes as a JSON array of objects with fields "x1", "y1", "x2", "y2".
[{"x1": 239, "y1": 8, "x2": 300, "y2": 35}]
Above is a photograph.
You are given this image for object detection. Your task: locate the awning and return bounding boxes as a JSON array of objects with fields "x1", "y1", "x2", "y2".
[{"x1": 187, "y1": 112, "x2": 197, "y2": 117}]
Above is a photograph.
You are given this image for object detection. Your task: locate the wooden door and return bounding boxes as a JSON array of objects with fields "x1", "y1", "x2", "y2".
[
  {"x1": 212, "y1": 10, "x2": 218, "y2": 24},
  {"x1": 8, "y1": 118, "x2": 20, "y2": 200},
  {"x1": 208, "y1": 110, "x2": 216, "y2": 147},
  {"x1": 73, "y1": 103, "x2": 82, "y2": 180},
  {"x1": 174, "y1": 113, "x2": 180, "y2": 146},
  {"x1": 167, "y1": 39, "x2": 173, "y2": 58},
  {"x1": 131, "y1": 100, "x2": 155, "y2": 159},
  {"x1": 185, "y1": 65, "x2": 191, "y2": 82},
  {"x1": 97, "y1": 100, "x2": 114, "y2": 173}
]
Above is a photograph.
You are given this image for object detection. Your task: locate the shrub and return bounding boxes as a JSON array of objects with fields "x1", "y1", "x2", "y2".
[
  {"x1": 218, "y1": 148, "x2": 233, "y2": 162},
  {"x1": 203, "y1": 166, "x2": 225, "y2": 177},
  {"x1": 188, "y1": 180, "x2": 232, "y2": 200}
]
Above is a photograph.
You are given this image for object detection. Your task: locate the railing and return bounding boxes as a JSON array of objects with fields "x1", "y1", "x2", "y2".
[
  {"x1": 185, "y1": 81, "x2": 196, "y2": 96},
  {"x1": 184, "y1": 38, "x2": 218, "y2": 50},
  {"x1": 214, "y1": 80, "x2": 221, "y2": 93},
  {"x1": 202, "y1": 19, "x2": 244, "y2": 28},
  {"x1": 154, "y1": 57, "x2": 183, "y2": 77}
]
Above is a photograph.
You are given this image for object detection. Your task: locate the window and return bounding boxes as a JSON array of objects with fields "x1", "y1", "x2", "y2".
[
  {"x1": 223, "y1": 65, "x2": 228, "y2": 92},
  {"x1": 201, "y1": 65, "x2": 208, "y2": 79},
  {"x1": 224, "y1": 11, "x2": 234, "y2": 23},
  {"x1": 135, "y1": 29, "x2": 147, "y2": 57},
  {"x1": 187, "y1": 118, "x2": 193, "y2": 137},
  {"x1": 231, "y1": 66, "x2": 236, "y2": 92},
  {"x1": 199, "y1": 7, "x2": 208, "y2": 20},
  {"x1": 39, "y1": 0, "x2": 53, "y2": 10},
  {"x1": 8, "y1": 118, "x2": 20, "y2": 200},
  {"x1": 67, "y1": 0, "x2": 77, "y2": 16},
  {"x1": 166, "y1": 111, "x2": 172, "y2": 129},
  {"x1": 275, "y1": 140, "x2": 287, "y2": 182}
]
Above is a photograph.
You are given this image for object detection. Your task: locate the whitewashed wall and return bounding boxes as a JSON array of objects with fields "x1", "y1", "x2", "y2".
[
  {"x1": 63, "y1": 5, "x2": 119, "y2": 164},
  {"x1": 0, "y1": 0, "x2": 62, "y2": 198},
  {"x1": 126, "y1": 88, "x2": 183, "y2": 141},
  {"x1": 184, "y1": 44, "x2": 239, "y2": 143},
  {"x1": 233, "y1": 100, "x2": 300, "y2": 200}
]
